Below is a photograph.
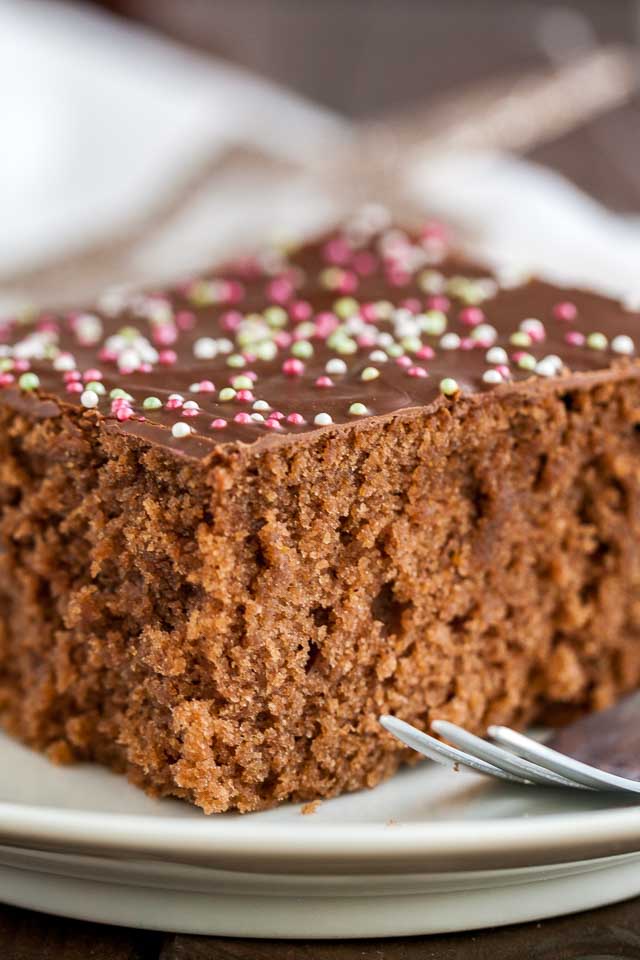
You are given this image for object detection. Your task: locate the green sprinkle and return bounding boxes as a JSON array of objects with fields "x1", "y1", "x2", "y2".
[
  {"x1": 188, "y1": 281, "x2": 215, "y2": 306},
  {"x1": 320, "y1": 267, "x2": 342, "y2": 290},
  {"x1": 418, "y1": 269, "x2": 444, "y2": 294},
  {"x1": 387, "y1": 343, "x2": 404, "y2": 358},
  {"x1": 439, "y1": 377, "x2": 459, "y2": 396},
  {"x1": 219, "y1": 387, "x2": 237, "y2": 402},
  {"x1": 420, "y1": 310, "x2": 447, "y2": 336},
  {"x1": 231, "y1": 375, "x2": 253, "y2": 390},
  {"x1": 226, "y1": 354, "x2": 246, "y2": 368},
  {"x1": 255, "y1": 341, "x2": 278, "y2": 361},
  {"x1": 334, "y1": 297, "x2": 359, "y2": 319},
  {"x1": 332, "y1": 337, "x2": 357, "y2": 356},
  {"x1": 118, "y1": 325, "x2": 140, "y2": 342},
  {"x1": 509, "y1": 331, "x2": 532, "y2": 347},
  {"x1": 143, "y1": 396, "x2": 162, "y2": 410},
  {"x1": 586, "y1": 332, "x2": 608, "y2": 351},
  {"x1": 349, "y1": 402, "x2": 368, "y2": 416},
  {"x1": 264, "y1": 306, "x2": 287, "y2": 328},
  {"x1": 18, "y1": 372, "x2": 40, "y2": 391},
  {"x1": 85, "y1": 380, "x2": 106, "y2": 395},
  {"x1": 0, "y1": 358, "x2": 13, "y2": 372},
  {"x1": 361, "y1": 367, "x2": 380, "y2": 382},
  {"x1": 401, "y1": 336, "x2": 422, "y2": 354},
  {"x1": 295, "y1": 321, "x2": 315, "y2": 339},
  {"x1": 517, "y1": 353, "x2": 536, "y2": 371},
  {"x1": 110, "y1": 388, "x2": 133, "y2": 401},
  {"x1": 291, "y1": 340, "x2": 314, "y2": 359}
]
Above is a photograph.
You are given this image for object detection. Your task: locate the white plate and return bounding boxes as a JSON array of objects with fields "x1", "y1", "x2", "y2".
[{"x1": 1, "y1": 729, "x2": 640, "y2": 936}]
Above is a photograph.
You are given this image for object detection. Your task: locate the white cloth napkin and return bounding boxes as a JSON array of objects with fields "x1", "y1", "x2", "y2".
[{"x1": 1, "y1": 0, "x2": 640, "y2": 312}]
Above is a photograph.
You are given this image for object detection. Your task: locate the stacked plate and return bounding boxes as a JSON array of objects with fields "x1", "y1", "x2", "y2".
[{"x1": 1, "y1": 729, "x2": 640, "y2": 939}]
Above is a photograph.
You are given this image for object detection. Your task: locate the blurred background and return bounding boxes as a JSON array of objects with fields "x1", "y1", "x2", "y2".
[{"x1": 2, "y1": 0, "x2": 640, "y2": 310}]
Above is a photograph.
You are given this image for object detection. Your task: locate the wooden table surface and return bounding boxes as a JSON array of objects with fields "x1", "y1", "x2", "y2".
[{"x1": 4, "y1": 894, "x2": 640, "y2": 959}]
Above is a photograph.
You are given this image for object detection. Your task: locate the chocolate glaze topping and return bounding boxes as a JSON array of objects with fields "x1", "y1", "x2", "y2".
[{"x1": 1, "y1": 214, "x2": 639, "y2": 460}]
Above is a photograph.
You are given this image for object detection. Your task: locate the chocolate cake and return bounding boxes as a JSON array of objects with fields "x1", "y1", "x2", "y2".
[{"x1": 1, "y1": 210, "x2": 640, "y2": 813}]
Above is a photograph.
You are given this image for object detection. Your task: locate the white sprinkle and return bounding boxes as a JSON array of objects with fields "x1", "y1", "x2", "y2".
[
  {"x1": 482, "y1": 369, "x2": 503, "y2": 385},
  {"x1": 520, "y1": 318, "x2": 545, "y2": 339},
  {"x1": 253, "y1": 400, "x2": 271, "y2": 412},
  {"x1": 171, "y1": 422, "x2": 191, "y2": 438},
  {"x1": 472, "y1": 323, "x2": 498, "y2": 344},
  {"x1": 377, "y1": 332, "x2": 394, "y2": 348},
  {"x1": 193, "y1": 337, "x2": 218, "y2": 360},
  {"x1": 189, "y1": 382, "x2": 200, "y2": 392},
  {"x1": 368, "y1": 350, "x2": 388, "y2": 363},
  {"x1": 117, "y1": 347, "x2": 140, "y2": 371},
  {"x1": 440, "y1": 332, "x2": 461, "y2": 350},
  {"x1": 53, "y1": 353, "x2": 77, "y2": 372},
  {"x1": 485, "y1": 346, "x2": 508, "y2": 365},
  {"x1": 80, "y1": 389, "x2": 99, "y2": 409},
  {"x1": 216, "y1": 338, "x2": 234, "y2": 354},
  {"x1": 535, "y1": 355, "x2": 563, "y2": 377},
  {"x1": 326, "y1": 358, "x2": 347, "y2": 375},
  {"x1": 314, "y1": 413, "x2": 333, "y2": 426},
  {"x1": 612, "y1": 334, "x2": 635, "y2": 355},
  {"x1": 183, "y1": 400, "x2": 199, "y2": 412},
  {"x1": 250, "y1": 412, "x2": 265, "y2": 422}
]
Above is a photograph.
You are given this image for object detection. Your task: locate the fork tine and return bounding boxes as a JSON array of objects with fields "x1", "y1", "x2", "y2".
[
  {"x1": 431, "y1": 720, "x2": 590, "y2": 791},
  {"x1": 379, "y1": 715, "x2": 531, "y2": 785},
  {"x1": 488, "y1": 725, "x2": 640, "y2": 794}
]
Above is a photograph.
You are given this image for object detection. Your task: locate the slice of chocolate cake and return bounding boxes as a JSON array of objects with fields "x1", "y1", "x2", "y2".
[{"x1": 1, "y1": 212, "x2": 639, "y2": 813}]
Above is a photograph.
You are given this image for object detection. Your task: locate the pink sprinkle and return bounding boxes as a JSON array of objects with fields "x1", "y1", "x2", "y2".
[
  {"x1": 356, "y1": 333, "x2": 377, "y2": 348},
  {"x1": 459, "y1": 307, "x2": 485, "y2": 327},
  {"x1": 233, "y1": 412, "x2": 252, "y2": 424},
  {"x1": 315, "y1": 376, "x2": 333, "y2": 388},
  {"x1": 395, "y1": 356, "x2": 412, "y2": 368},
  {"x1": 282, "y1": 358, "x2": 304, "y2": 376},
  {"x1": 0, "y1": 373, "x2": 15, "y2": 386},
  {"x1": 66, "y1": 382, "x2": 83, "y2": 394},
  {"x1": 83, "y1": 368, "x2": 102, "y2": 382},
  {"x1": 408, "y1": 366, "x2": 428, "y2": 378},
  {"x1": 286, "y1": 412, "x2": 305, "y2": 425},
  {"x1": 176, "y1": 310, "x2": 196, "y2": 331},
  {"x1": 352, "y1": 251, "x2": 377, "y2": 276},
  {"x1": 496, "y1": 364, "x2": 511, "y2": 379},
  {"x1": 139, "y1": 363, "x2": 152, "y2": 373},
  {"x1": 199, "y1": 380, "x2": 215, "y2": 392},
  {"x1": 323, "y1": 237, "x2": 351, "y2": 265},
  {"x1": 416, "y1": 345, "x2": 435, "y2": 360},
  {"x1": 511, "y1": 351, "x2": 528, "y2": 363},
  {"x1": 565, "y1": 330, "x2": 585, "y2": 346},
  {"x1": 274, "y1": 331, "x2": 292, "y2": 349},
  {"x1": 337, "y1": 271, "x2": 358, "y2": 294},
  {"x1": 553, "y1": 301, "x2": 577, "y2": 322},
  {"x1": 474, "y1": 338, "x2": 494, "y2": 349},
  {"x1": 221, "y1": 310, "x2": 243, "y2": 332},
  {"x1": 225, "y1": 280, "x2": 245, "y2": 305},
  {"x1": 460, "y1": 338, "x2": 476, "y2": 351},
  {"x1": 210, "y1": 418, "x2": 227, "y2": 429},
  {"x1": 314, "y1": 312, "x2": 339, "y2": 338},
  {"x1": 242, "y1": 352, "x2": 257, "y2": 363},
  {"x1": 269, "y1": 411, "x2": 285, "y2": 420},
  {"x1": 166, "y1": 397, "x2": 183, "y2": 410},
  {"x1": 360, "y1": 303, "x2": 378, "y2": 323},
  {"x1": 264, "y1": 418, "x2": 282, "y2": 430},
  {"x1": 159, "y1": 350, "x2": 177, "y2": 366},
  {"x1": 426, "y1": 295, "x2": 450, "y2": 312},
  {"x1": 111, "y1": 397, "x2": 130, "y2": 410},
  {"x1": 37, "y1": 316, "x2": 59, "y2": 334},
  {"x1": 290, "y1": 300, "x2": 312, "y2": 322},
  {"x1": 421, "y1": 220, "x2": 448, "y2": 243},
  {"x1": 182, "y1": 407, "x2": 199, "y2": 417},
  {"x1": 387, "y1": 270, "x2": 410, "y2": 287},
  {"x1": 236, "y1": 389, "x2": 254, "y2": 403},
  {"x1": 153, "y1": 325, "x2": 177, "y2": 346},
  {"x1": 64, "y1": 370, "x2": 82, "y2": 382},
  {"x1": 268, "y1": 277, "x2": 294, "y2": 304},
  {"x1": 116, "y1": 407, "x2": 133, "y2": 421},
  {"x1": 401, "y1": 298, "x2": 422, "y2": 314},
  {"x1": 13, "y1": 360, "x2": 29, "y2": 372},
  {"x1": 244, "y1": 371, "x2": 258, "y2": 382},
  {"x1": 99, "y1": 348, "x2": 117, "y2": 363}
]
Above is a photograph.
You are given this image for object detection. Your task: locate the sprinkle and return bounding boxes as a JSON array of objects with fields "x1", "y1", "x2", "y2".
[
  {"x1": 509, "y1": 331, "x2": 532, "y2": 347},
  {"x1": 236, "y1": 389, "x2": 254, "y2": 403},
  {"x1": 334, "y1": 297, "x2": 359, "y2": 319},
  {"x1": 314, "y1": 412, "x2": 333, "y2": 426},
  {"x1": 517, "y1": 353, "x2": 536, "y2": 371},
  {"x1": 172, "y1": 422, "x2": 191, "y2": 438},
  {"x1": 53, "y1": 353, "x2": 77, "y2": 372},
  {"x1": 269, "y1": 411, "x2": 285, "y2": 420},
  {"x1": 143, "y1": 396, "x2": 162, "y2": 410},
  {"x1": 253, "y1": 400, "x2": 271, "y2": 412},
  {"x1": 459, "y1": 307, "x2": 485, "y2": 327},
  {"x1": 420, "y1": 310, "x2": 447, "y2": 336},
  {"x1": 486, "y1": 346, "x2": 508, "y2": 365},
  {"x1": 182, "y1": 400, "x2": 200, "y2": 416},
  {"x1": 85, "y1": 380, "x2": 106, "y2": 395},
  {"x1": 326, "y1": 358, "x2": 347, "y2": 375},
  {"x1": 227, "y1": 353, "x2": 246, "y2": 368},
  {"x1": 482, "y1": 369, "x2": 503, "y2": 385},
  {"x1": 18, "y1": 372, "x2": 39, "y2": 390},
  {"x1": 553, "y1": 301, "x2": 577, "y2": 322},
  {"x1": 250, "y1": 412, "x2": 265, "y2": 422},
  {"x1": 471, "y1": 324, "x2": 497, "y2": 344},
  {"x1": 361, "y1": 366, "x2": 380, "y2": 381},
  {"x1": 233, "y1": 412, "x2": 252, "y2": 424},
  {"x1": 210, "y1": 418, "x2": 227, "y2": 429},
  {"x1": 612, "y1": 334, "x2": 635, "y2": 355},
  {"x1": 439, "y1": 377, "x2": 459, "y2": 396},
  {"x1": 396, "y1": 356, "x2": 412, "y2": 369},
  {"x1": 255, "y1": 341, "x2": 278, "y2": 362},
  {"x1": 349, "y1": 402, "x2": 368, "y2": 415},
  {"x1": 287, "y1": 412, "x2": 305, "y2": 425},
  {"x1": 586, "y1": 332, "x2": 608, "y2": 351},
  {"x1": 264, "y1": 305, "x2": 288, "y2": 328},
  {"x1": 407, "y1": 366, "x2": 428, "y2": 378},
  {"x1": 264, "y1": 418, "x2": 282, "y2": 430},
  {"x1": 231, "y1": 375, "x2": 253, "y2": 390},
  {"x1": 219, "y1": 387, "x2": 237, "y2": 402},
  {"x1": 80, "y1": 389, "x2": 99, "y2": 408},
  {"x1": 198, "y1": 380, "x2": 216, "y2": 393},
  {"x1": 83, "y1": 368, "x2": 103, "y2": 382},
  {"x1": 315, "y1": 376, "x2": 333, "y2": 388},
  {"x1": 282, "y1": 357, "x2": 305, "y2": 376},
  {"x1": 116, "y1": 406, "x2": 133, "y2": 421},
  {"x1": 535, "y1": 355, "x2": 562, "y2": 377},
  {"x1": 66, "y1": 382, "x2": 83, "y2": 393},
  {"x1": 110, "y1": 388, "x2": 133, "y2": 401},
  {"x1": 291, "y1": 340, "x2": 314, "y2": 359},
  {"x1": 387, "y1": 343, "x2": 404, "y2": 358},
  {"x1": 520, "y1": 318, "x2": 545, "y2": 342},
  {"x1": 440, "y1": 332, "x2": 461, "y2": 350},
  {"x1": 564, "y1": 330, "x2": 585, "y2": 346}
]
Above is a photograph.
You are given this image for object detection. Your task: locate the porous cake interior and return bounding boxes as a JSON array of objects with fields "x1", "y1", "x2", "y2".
[{"x1": 1, "y1": 375, "x2": 640, "y2": 812}]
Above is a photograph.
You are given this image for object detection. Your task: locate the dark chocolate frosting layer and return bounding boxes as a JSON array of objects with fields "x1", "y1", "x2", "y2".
[{"x1": 1, "y1": 212, "x2": 639, "y2": 460}]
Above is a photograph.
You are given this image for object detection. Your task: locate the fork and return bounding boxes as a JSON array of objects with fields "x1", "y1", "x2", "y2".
[{"x1": 380, "y1": 693, "x2": 640, "y2": 795}]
